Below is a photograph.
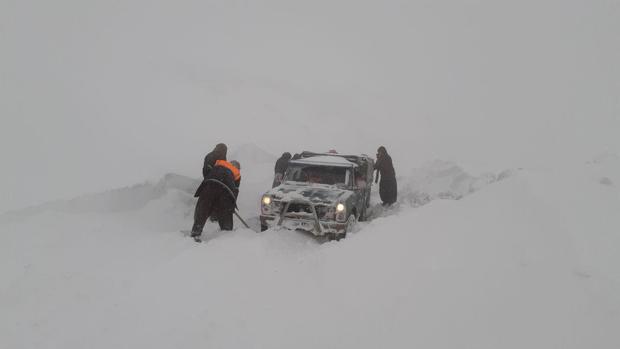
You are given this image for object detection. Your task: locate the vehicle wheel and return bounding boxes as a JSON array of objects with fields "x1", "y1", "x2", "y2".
[
  {"x1": 325, "y1": 233, "x2": 337, "y2": 242},
  {"x1": 358, "y1": 205, "x2": 367, "y2": 222},
  {"x1": 324, "y1": 232, "x2": 345, "y2": 242},
  {"x1": 261, "y1": 224, "x2": 268, "y2": 232},
  {"x1": 344, "y1": 214, "x2": 357, "y2": 235},
  {"x1": 360, "y1": 194, "x2": 371, "y2": 221}
]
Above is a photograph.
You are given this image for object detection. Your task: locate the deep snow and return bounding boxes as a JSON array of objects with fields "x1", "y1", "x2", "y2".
[
  {"x1": 1, "y1": 148, "x2": 619, "y2": 348},
  {"x1": 2, "y1": 1, "x2": 618, "y2": 347}
]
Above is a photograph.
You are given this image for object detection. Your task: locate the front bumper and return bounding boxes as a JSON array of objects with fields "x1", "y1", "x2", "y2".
[
  {"x1": 260, "y1": 200, "x2": 347, "y2": 236},
  {"x1": 261, "y1": 215, "x2": 347, "y2": 235}
]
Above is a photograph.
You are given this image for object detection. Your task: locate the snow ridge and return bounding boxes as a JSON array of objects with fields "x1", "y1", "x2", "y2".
[
  {"x1": 399, "y1": 160, "x2": 516, "y2": 207},
  {"x1": 0, "y1": 173, "x2": 200, "y2": 221}
]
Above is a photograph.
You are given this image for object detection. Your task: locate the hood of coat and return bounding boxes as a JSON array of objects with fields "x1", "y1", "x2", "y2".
[{"x1": 212, "y1": 143, "x2": 228, "y2": 160}]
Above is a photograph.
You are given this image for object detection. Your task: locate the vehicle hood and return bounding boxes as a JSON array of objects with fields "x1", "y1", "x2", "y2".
[{"x1": 266, "y1": 183, "x2": 352, "y2": 205}]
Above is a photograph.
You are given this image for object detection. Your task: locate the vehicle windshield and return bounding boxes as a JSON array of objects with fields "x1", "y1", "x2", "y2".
[{"x1": 284, "y1": 164, "x2": 349, "y2": 186}]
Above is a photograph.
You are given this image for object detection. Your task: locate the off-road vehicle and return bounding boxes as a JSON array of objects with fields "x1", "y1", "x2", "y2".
[{"x1": 260, "y1": 151, "x2": 374, "y2": 240}]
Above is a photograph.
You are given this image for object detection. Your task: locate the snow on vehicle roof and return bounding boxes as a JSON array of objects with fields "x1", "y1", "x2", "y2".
[{"x1": 291, "y1": 155, "x2": 357, "y2": 167}]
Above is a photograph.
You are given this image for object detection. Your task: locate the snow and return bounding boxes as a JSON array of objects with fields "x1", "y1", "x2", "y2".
[
  {"x1": 398, "y1": 160, "x2": 506, "y2": 206},
  {"x1": 1, "y1": 155, "x2": 619, "y2": 348},
  {"x1": 1, "y1": 1, "x2": 619, "y2": 347}
]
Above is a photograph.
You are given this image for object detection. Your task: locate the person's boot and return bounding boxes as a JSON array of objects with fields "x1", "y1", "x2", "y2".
[{"x1": 190, "y1": 225, "x2": 203, "y2": 242}]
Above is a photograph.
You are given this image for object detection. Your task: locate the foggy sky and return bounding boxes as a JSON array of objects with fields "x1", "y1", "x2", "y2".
[{"x1": 1, "y1": 0, "x2": 619, "y2": 213}]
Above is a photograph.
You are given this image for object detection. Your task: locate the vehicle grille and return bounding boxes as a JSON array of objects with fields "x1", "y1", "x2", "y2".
[
  {"x1": 314, "y1": 205, "x2": 331, "y2": 220},
  {"x1": 281, "y1": 202, "x2": 331, "y2": 220},
  {"x1": 272, "y1": 200, "x2": 283, "y2": 214},
  {"x1": 286, "y1": 203, "x2": 313, "y2": 215}
]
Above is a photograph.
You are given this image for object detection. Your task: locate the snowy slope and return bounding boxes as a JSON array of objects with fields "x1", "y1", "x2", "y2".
[{"x1": 1, "y1": 155, "x2": 619, "y2": 348}]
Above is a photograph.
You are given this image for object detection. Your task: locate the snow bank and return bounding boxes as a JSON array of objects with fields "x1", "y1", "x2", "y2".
[
  {"x1": 396, "y1": 160, "x2": 514, "y2": 208},
  {"x1": 0, "y1": 173, "x2": 199, "y2": 219},
  {"x1": 0, "y1": 143, "x2": 277, "y2": 233}
]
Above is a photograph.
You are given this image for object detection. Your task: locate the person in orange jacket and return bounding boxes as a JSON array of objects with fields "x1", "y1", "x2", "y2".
[{"x1": 191, "y1": 156, "x2": 241, "y2": 239}]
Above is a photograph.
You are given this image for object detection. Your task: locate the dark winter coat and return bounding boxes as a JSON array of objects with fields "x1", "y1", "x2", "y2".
[
  {"x1": 274, "y1": 153, "x2": 292, "y2": 175},
  {"x1": 191, "y1": 159, "x2": 240, "y2": 234},
  {"x1": 375, "y1": 149, "x2": 397, "y2": 204},
  {"x1": 375, "y1": 154, "x2": 395, "y2": 181},
  {"x1": 194, "y1": 144, "x2": 227, "y2": 197},
  {"x1": 202, "y1": 143, "x2": 228, "y2": 178},
  {"x1": 272, "y1": 152, "x2": 292, "y2": 187},
  {"x1": 199, "y1": 160, "x2": 240, "y2": 212}
]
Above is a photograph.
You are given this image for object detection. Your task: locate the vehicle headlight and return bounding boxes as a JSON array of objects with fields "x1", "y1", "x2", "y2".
[
  {"x1": 262, "y1": 196, "x2": 272, "y2": 205},
  {"x1": 335, "y1": 203, "x2": 347, "y2": 222},
  {"x1": 261, "y1": 196, "x2": 274, "y2": 215}
]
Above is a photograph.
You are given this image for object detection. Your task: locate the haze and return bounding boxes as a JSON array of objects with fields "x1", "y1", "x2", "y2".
[{"x1": 1, "y1": 0, "x2": 618, "y2": 213}]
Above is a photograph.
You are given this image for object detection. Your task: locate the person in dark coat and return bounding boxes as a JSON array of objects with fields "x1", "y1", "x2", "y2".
[
  {"x1": 194, "y1": 143, "x2": 228, "y2": 198},
  {"x1": 191, "y1": 159, "x2": 241, "y2": 238},
  {"x1": 272, "y1": 152, "x2": 292, "y2": 187},
  {"x1": 374, "y1": 146, "x2": 397, "y2": 206}
]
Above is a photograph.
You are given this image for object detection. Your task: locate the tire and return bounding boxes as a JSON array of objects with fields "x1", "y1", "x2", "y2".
[
  {"x1": 358, "y1": 205, "x2": 367, "y2": 222},
  {"x1": 324, "y1": 214, "x2": 356, "y2": 242},
  {"x1": 359, "y1": 193, "x2": 371, "y2": 221},
  {"x1": 325, "y1": 231, "x2": 346, "y2": 242},
  {"x1": 343, "y1": 214, "x2": 357, "y2": 236},
  {"x1": 261, "y1": 224, "x2": 268, "y2": 232},
  {"x1": 336, "y1": 214, "x2": 357, "y2": 240}
]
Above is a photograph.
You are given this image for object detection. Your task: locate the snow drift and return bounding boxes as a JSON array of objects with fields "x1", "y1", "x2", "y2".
[{"x1": 1, "y1": 155, "x2": 619, "y2": 349}]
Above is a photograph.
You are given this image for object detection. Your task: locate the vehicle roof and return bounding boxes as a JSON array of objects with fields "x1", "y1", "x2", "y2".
[
  {"x1": 298, "y1": 151, "x2": 373, "y2": 165},
  {"x1": 290, "y1": 155, "x2": 357, "y2": 167}
]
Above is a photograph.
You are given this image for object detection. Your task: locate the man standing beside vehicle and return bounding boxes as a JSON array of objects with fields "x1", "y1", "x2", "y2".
[
  {"x1": 374, "y1": 146, "x2": 397, "y2": 206},
  {"x1": 272, "y1": 152, "x2": 292, "y2": 187}
]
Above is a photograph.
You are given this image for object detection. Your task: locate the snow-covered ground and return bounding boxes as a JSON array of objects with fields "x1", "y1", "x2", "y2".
[
  {"x1": 1, "y1": 148, "x2": 619, "y2": 348},
  {"x1": 2, "y1": 1, "x2": 618, "y2": 347}
]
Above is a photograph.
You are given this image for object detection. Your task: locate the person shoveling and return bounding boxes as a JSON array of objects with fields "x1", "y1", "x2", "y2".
[{"x1": 190, "y1": 143, "x2": 249, "y2": 242}]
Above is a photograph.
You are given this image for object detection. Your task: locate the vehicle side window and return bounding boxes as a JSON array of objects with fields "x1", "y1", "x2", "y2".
[{"x1": 298, "y1": 170, "x2": 310, "y2": 182}]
